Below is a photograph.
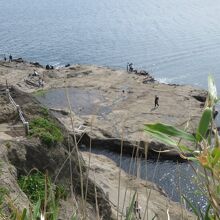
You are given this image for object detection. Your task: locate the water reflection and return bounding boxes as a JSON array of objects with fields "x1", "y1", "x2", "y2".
[{"x1": 84, "y1": 148, "x2": 208, "y2": 211}]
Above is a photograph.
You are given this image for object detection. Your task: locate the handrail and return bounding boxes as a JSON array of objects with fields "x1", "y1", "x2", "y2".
[
  {"x1": 6, "y1": 88, "x2": 29, "y2": 135},
  {"x1": 8, "y1": 93, "x2": 17, "y2": 107}
]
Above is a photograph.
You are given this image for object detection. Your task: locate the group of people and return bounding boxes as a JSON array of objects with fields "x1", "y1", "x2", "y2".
[
  {"x1": 28, "y1": 69, "x2": 44, "y2": 87},
  {"x1": 127, "y1": 62, "x2": 134, "y2": 72},
  {"x1": 127, "y1": 62, "x2": 150, "y2": 77},
  {"x1": 127, "y1": 63, "x2": 159, "y2": 108},
  {"x1": 3, "y1": 54, "x2": 13, "y2": 62}
]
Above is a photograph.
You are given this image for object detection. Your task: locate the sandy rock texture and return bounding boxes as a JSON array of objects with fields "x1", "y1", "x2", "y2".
[
  {"x1": 0, "y1": 61, "x2": 207, "y2": 159},
  {"x1": 0, "y1": 60, "x2": 201, "y2": 219},
  {"x1": 0, "y1": 85, "x2": 112, "y2": 219},
  {"x1": 0, "y1": 60, "x2": 206, "y2": 158},
  {"x1": 82, "y1": 151, "x2": 196, "y2": 220}
]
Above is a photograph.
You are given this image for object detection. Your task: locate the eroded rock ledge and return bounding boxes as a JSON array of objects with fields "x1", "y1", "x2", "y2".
[
  {"x1": 0, "y1": 86, "x2": 111, "y2": 219},
  {"x1": 0, "y1": 60, "x2": 202, "y2": 219},
  {"x1": 0, "y1": 60, "x2": 207, "y2": 160}
]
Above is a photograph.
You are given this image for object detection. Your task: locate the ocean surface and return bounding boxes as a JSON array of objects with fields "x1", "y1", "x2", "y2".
[{"x1": 1, "y1": 0, "x2": 220, "y2": 91}]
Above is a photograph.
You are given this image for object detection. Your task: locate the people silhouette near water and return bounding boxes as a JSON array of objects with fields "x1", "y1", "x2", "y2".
[
  {"x1": 154, "y1": 95, "x2": 159, "y2": 108},
  {"x1": 9, "y1": 54, "x2": 12, "y2": 62},
  {"x1": 128, "y1": 63, "x2": 133, "y2": 72},
  {"x1": 3, "y1": 54, "x2": 6, "y2": 61}
]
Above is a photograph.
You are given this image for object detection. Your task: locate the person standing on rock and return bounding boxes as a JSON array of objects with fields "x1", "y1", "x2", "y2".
[
  {"x1": 3, "y1": 54, "x2": 6, "y2": 61},
  {"x1": 154, "y1": 95, "x2": 159, "y2": 108},
  {"x1": 9, "y1": 54, "x2": 12, "y2": 62},
  {"x1": 129, "y1": 63, "x2": 134, "y2": 72}
]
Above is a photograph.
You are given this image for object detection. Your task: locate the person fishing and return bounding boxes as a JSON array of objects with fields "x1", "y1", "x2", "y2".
[{"x1": 127, "y1": 63, "x2": 129, "y2": 72}]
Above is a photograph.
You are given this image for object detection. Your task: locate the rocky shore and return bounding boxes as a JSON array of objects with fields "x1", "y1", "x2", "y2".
[
  {"x1": 0, "y1": 59, "x2": 207, "y2": 159},
  {"x1": 0, "y1": 59, "x2": 205, "y2": 219}
]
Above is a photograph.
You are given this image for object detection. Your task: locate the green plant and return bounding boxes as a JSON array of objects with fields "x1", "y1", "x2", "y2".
[
  {"x1": 125, "y1": 192, "x2": 136, "y2": 220},
  {"x1": 29, "y1": 117, "x2": 63, "y2": 146},
  {"x1": 0, "y1": 186, "x2": 8, "y2": 214},
  {"x1": 144, "y1": 75, "x2": 220, "y2": 219},
  {"x1": 18, "y1": 171, "x2": 46, "y2": 204},
  {"x1": 18, "y1": 171, "x2": 67, "y2": 204},
  {"x1": 5, "y1": 141, "x2": 11, "y2": 149},
  {"x1": 40, "y1": 107, "x2": 49, "y2": 117},
  {"x1": 55, "y1": 184, "x2": 68, "y2": 201},
  {"x1": 16, "y1": 172, "x2": 69, "y2": 220},
  {"x1": 33, "y1": 89, "x2": 46, "y2": 97}
]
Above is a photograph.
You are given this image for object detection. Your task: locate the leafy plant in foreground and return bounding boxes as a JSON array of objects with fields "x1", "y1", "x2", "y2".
[
  {"x1": 16, "y1": 171, "x2": 69, "y2": 220},
  {"x1": 144, "y1": 75, "x2": 220, "y2": 219}
]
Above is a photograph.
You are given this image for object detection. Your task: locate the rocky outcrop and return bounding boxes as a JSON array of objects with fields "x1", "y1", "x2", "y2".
[
  {"x1": 0, "y1": 60, "x2": 201, "y2": 219},
  {"x1": 0, "y1": 88, "x2": 17, "y2": 124},
  {"x1": 82, "y1": 151, "x2": 196, "y2": 220},
  {"x1": 6, "y1": 138, "x2": 112, "y2": 219},
  {"x1": 0, "y1": 144, "x2": 30, "y2": 216},
  {"x1": 0, "y1": 87, "x2": 112, "y2": 219},
  {"x1": 0, "y1": 61, "x2": 207, "y2": 159}
]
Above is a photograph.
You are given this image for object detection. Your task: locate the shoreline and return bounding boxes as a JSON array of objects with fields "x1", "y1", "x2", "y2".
[
  {"x1": 0, "y1": 59, "x2": 205, "y2": 218},
  {"x1": 0, "y1": 59, "x2": 207, "y2": 160},
  {"x1": 0, "y1": 57, "x2": 194, "y2": 87},
  {"x1": 0, "y1": 87, "x2": 196, "y2": 219}
]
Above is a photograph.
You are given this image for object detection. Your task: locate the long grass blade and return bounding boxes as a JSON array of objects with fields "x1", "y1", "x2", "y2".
[
  {"x1": 182, "y1": 195, "x2": 201, "y2": 218},
  {"x1": 204, "y1": 203, "x2": 211, "y2": 220},
  {"x1": 144, "y1": 127, "x2": 178, "y2": 147},
  {"x1": 196, "y1": 107, "x2": 212, "y2": 142},
  {"x1": 125, "y1": 192, "x2": 136, "y2": 220},
  {"x1": 144, "y1": 123, "x2": 196, "y2": 142},
  {"x1": 21, "y1": 208, "x2": 27, "y2": 220},
  {"x1": 33, "y1": 198, "x2": 41, "y2": 220},
  {"x1": 208, "y1": 74, "x2": 218, "y2": 103}
]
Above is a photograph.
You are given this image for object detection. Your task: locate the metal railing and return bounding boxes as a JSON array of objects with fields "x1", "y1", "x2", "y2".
[{"x1": 6, "y1": 88, "x2": 29, "y2": 135}]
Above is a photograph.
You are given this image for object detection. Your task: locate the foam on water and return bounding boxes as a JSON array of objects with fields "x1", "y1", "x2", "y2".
[{"x1": 156, "y1": 77, "x2": 171, "y2": 84}]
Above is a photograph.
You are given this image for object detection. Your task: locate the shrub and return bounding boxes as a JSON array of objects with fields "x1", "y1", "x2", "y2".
[
  {"x1": 18, "y1": 171, "x2": 45, "y2": 204},
  {"x1": 5, "y1": 142, "x2": 11, "y2": 149},
  {"x1": 34, "y1": 89, "x2": 46, "y2": 97},
  {"x1": 40, "y1": 107, "x2": 49, "y2": 117},
  {"x1": 29, "y1": 117, "x2": 63, "y2": 147},
  {"x1": 16, "y1": 172, "x2": 68, "y2": 220},
  {"x1": 18, "y1": 171, "x2": 67, "y2": 204}
]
